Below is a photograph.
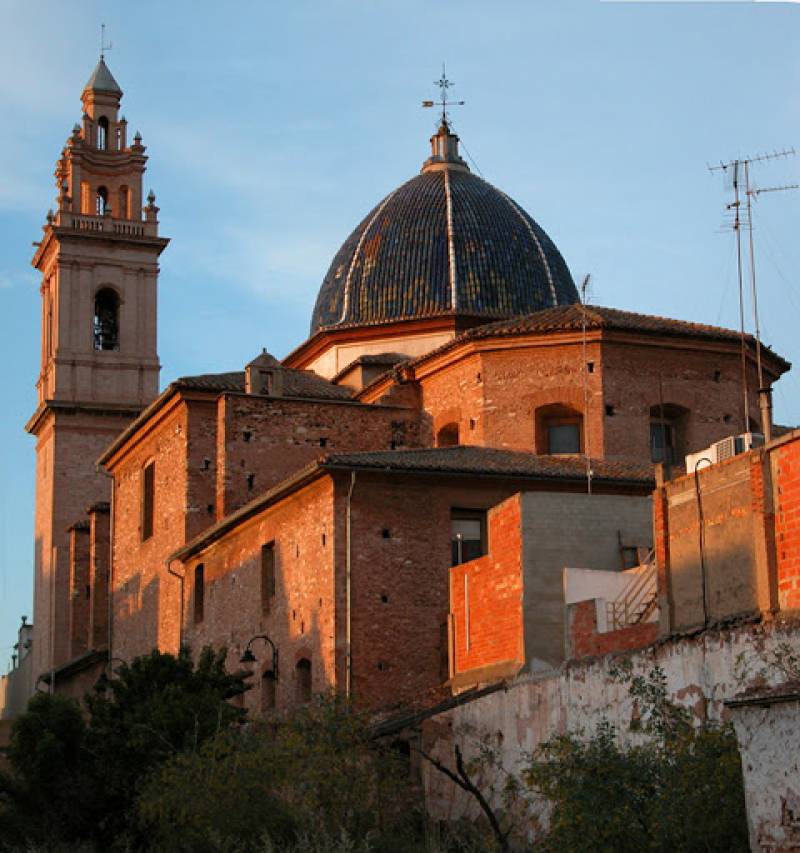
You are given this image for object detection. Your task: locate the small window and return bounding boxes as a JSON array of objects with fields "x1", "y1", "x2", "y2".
[
  {"x1": 436, "y1": 423, "x2": 459, "y2": 447},
  {"x1": 650, "y1": 404, "x2": 688, "y2": 465},
  {"x1": 451, "y1": 509, "x2": 487, "y2": 566},
  {"x1": 93, "y1": 288, "x2": 120, "y2": 351},
  {"x1": 650, "y1": 421, "x2": 676, "y2": 464},
  {"x1": 535, "y1": 404, "x2": 583, "y2": 455},
  {"x1": 96, "y1": 186, "x2": 109, "y2": 215},
  {"x1": 261, "y1": 543, "x2": 275, "y2": 615},
  {"x1": 194, "y1": 564, "x2": 205, "y2": 624},
  {"x1": 548, "y1": 422, "x2": 582, "y2": 454},
  {"x1": 97, "y1": 117, "x2": 108, "y2": 150},
  {"x1": 261, "y1": 670, "x2": 276, "y2": 711},
  {"x1": 296, "y1": 658, "x2": 312, "y2": 704},
  {"x1": 141, "y1": 461, "x2": 155, "y2": 541}
]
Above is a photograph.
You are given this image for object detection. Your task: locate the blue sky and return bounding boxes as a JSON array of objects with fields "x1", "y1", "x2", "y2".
[{"x1": 1, "y1": 0, "x2": 799, "y2": 663}]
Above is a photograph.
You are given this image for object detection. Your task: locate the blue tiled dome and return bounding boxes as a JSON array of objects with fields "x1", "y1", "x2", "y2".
[{"x1": 310, "y1": 124, "x2": 578, "y2": 335}]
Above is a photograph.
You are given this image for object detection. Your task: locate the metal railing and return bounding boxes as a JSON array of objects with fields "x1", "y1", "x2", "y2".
[{"x1": 606, "y1": 552, "x2": 658, "y2": 630}]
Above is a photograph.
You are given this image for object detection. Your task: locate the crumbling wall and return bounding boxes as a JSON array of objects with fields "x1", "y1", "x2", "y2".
[{"x1": 422, "y1": 616, "x2": 800, "y2": 848}]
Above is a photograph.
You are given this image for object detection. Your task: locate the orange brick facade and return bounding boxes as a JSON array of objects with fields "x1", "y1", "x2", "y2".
[
  {"x1": 449, "y1": 496, "x2": 524, "y2": 679},
  {"x1": 773, "y1": 438, "x2": 800, "y2": 610}
]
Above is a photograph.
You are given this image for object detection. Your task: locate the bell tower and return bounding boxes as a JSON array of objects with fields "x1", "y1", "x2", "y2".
[{"x1": 27, "y1": 57, "x2": 168, "y2": 681}]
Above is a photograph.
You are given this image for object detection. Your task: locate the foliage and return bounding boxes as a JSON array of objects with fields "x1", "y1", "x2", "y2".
[
  {"x1": 524, "y1": 666, "x2": 749, "y2": 852},
  {"x1": 0, "y1": 646, "x2": 250, "y2": 851},
  {"x1": 0, "y1": 693, "x2": 95, "y2": 845},
  {"x1": 137, "y1": 694, "x2": 422, "y2": 852}
]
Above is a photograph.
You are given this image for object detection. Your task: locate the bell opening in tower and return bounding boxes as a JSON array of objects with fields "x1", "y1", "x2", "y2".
[{"x1": 93, "y1": 288, "x2": 120, "y2": 351}]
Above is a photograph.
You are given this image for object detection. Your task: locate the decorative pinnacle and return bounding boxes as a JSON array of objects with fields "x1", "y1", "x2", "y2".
[{"x1": 422, "y1": 63, "x2": 465, "y2": 127}]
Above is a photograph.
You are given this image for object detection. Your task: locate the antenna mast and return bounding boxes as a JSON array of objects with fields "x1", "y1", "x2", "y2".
[
  {"x1": 708, "y1": 148, "x2": 795, "y2": 433},
  {"x1": 580, "y1": 274, "x2": 593, "y2": 496}
]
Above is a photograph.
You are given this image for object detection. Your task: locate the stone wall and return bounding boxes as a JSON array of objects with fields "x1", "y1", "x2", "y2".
[{"x1": 421, "y1": 616, "x2": 800, "y2": 847}]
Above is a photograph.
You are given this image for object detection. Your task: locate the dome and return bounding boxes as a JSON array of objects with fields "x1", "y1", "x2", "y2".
[{"x1": 310, "y1": 122, "x2": 579, "y2": 336}]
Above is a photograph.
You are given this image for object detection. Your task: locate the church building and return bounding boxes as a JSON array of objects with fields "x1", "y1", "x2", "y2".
[{"x1": 26, "y1": 59, "x2": 789, "y2": 712}]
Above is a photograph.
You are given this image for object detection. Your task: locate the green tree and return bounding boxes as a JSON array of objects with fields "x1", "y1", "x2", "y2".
[
  {"x1": 0, "y1": 693, "x2": 94, "y2": 847},
  {"x1": 524, "y1": 666, "x2": 749, "y2": 852},
  {"x1": 138, "y1": 694, "x2": 423, "y2": 852},
  {"x1": 0, "y1": 646, "x2": 250, "y2": 851}
]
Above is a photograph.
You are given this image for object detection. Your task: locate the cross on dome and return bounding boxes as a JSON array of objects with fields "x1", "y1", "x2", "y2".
[{"x1": 422, "y1": 63, "x2": 465, "y2": 128}]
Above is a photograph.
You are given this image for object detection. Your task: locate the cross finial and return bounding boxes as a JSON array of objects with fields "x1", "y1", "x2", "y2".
[
  {"x1": 422, "y1": 62, "x2": 465, "y2": 127},
  {"x1": 100, "y1": 23, "x2": 113, "y2": 60}
]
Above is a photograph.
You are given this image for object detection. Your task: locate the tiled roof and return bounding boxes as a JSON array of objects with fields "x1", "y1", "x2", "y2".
[
  {"x1": 321, "y1": 446, "x2": 654, "y2": 485},
  {"x1": 310, "y1": 169, "x2": 578, "y2": 335},
  {"x1": 461, "y1": 304, "x2": 763, "y2": 344},
  {"x1": 355, "y1": 305, "x2": 789, "y2": 392},
  {"x1": 83, "y1": 58, "x2": 122, "y2": 95},
  {"x1": 174, "y1": 369, "x2": 353, "y2": 401},
  {"x1": 171, "y1": 446, "x2": 654, "y2": 562}
]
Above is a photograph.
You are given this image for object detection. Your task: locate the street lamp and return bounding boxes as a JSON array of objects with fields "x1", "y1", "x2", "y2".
[{"x1": 239, "y1": 634, "x2": 279, "y2": 680}]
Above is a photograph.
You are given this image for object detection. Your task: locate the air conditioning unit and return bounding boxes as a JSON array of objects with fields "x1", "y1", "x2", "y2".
[{"x1": 685, "y1": 432, "x2": 764, "y2": 472}]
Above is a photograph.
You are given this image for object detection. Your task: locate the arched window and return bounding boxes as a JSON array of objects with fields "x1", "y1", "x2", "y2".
[
  {"x1": 96, "y1": 186, "x2": 109, "y2": 216},
  {"x1": 261, "y1": 670, "x2": 276, "y2": 711},
  {"x1": 118, "y1": 185, "x2": 130, "y2": 220},
  {"x1": 436, "y1": 423, "x2": 460, "y2": 447},
  {"x1": 535, "y1": 404, "x2": 583, "y2": 455},
  {"x1": 650, "y1": 404, "x2": 689, "y2": 465},
  {"x1": 296, "y1": 658, "x2": 311, "y2": 704},
  {"x1": 97, "y1": 116, "x2": 109, "y2": 150},
  {"x1": 93, "y1": 288, "x2": 119, "y2": 351}
]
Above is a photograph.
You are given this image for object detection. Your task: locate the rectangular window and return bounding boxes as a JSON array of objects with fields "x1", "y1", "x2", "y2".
[
  {"x1": 450, "y1": 509, "x2": 487, "y2": 566},
  {"x1": 194, "y1": 563, "x2": 204, "y2": 624},
  {"x1": 261, "y1": 542, "x2": 275, "y2": 615},
  {"x1": 548, "y1": 422, "x2": 581, "y2": 454},
  {"x1": 141, "y1": 461, "x2": 155, "y2": 541},
  {"x1": 650, "y1": 422, "x2": 675, "y2": 464}
]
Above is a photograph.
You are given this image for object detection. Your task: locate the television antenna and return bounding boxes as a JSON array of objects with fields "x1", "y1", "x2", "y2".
[{"x1": 708, "y1": 148, "x2": 795, "y2": 432}]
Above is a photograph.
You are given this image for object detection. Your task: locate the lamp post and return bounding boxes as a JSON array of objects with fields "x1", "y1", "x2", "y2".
[{"x1": 239, "y1": 634, "x2": 279, "y2": 681}]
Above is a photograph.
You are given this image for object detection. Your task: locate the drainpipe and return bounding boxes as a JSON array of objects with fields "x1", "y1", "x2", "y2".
[
  {"x1": 345, "y1": 471, "x2": 356, "y2": 698},
  {"x1": 165, "y1": 558, "x2": 185, "y2": 652}
]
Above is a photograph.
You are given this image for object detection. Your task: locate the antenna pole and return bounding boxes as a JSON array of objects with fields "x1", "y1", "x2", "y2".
[
  {"x1": 581, "y1": 275, "x2": 592, "y2": 496},
  {"x1": 732, "y1": 161, "x2": 751, "y2": 434},
  {"x1": 743, "y1": 161, "x2": 764, "y2": 391}
]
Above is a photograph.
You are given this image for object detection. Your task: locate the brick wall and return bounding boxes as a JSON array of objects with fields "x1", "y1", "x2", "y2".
[
  {"x1": 568, "y1": 598, "x2": 658, "y2": 658},
  {"x1": 655, "y1": 450, "x2": 777, "y2": 632},
  {"x1": 110, "y1": 399, "x2": 193, "y2": 662},
  {"x1": 449, "y1": 495, "x2": 524, "y2": 680},
  {"x1": 33, "y1": 409, "x2": 130, "y2": 679},
  {"x1": 88, "y1": 503, "x2": 110, "y2": 650},
  {"x1": 773, "y1": 436, "x2": 800, "y2": 610},
  {"x1": 216, "y1": 394, "x2": 421, "y2": 517},
  {"x1": 181, "y1": 477, "x2": 338, "y2": 716},
  {"x1": 68, "y1": 523, "x2": 90, "y2": 659},
  {"x1": 415, "y1": 335, "x2": 765, "y2": 467}
]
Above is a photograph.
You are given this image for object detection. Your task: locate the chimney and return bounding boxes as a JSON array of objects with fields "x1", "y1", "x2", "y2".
[{"x1": 759, "y1": 387, "x2": 773, "y2": 444}]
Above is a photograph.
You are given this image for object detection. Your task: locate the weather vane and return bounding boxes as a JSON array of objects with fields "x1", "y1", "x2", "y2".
[
  {"x1": 100, "y1": 23, "x2": 113, "y2": 60},
  {"x1": 422, "y1": 63, "x2": 465, "y2": 126}
]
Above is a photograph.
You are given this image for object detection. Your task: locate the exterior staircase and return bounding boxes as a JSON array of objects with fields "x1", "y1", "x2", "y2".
[{"x1": 606, "y1": 552, "x2": 658, "y2": 630}]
